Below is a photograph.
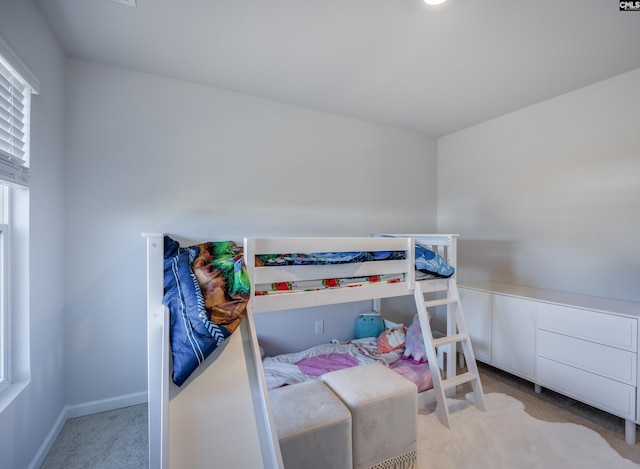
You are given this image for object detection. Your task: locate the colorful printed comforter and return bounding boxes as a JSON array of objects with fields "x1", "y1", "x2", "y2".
[
  {"x1": 257, "y1": 250, "x2": 406, "y2": 266},
  {"x1": 255, "y1": 242, "x2": 454, "y2": 296},
  {"x1": 255, "y1": 273, "x2": 405, "y2": 296},
  {"x1": 258, "y1": 243, "x2": 454, "y2": 278},
  {"x1": 163, "y1": 236, "x2": 250, "y2": 386}
]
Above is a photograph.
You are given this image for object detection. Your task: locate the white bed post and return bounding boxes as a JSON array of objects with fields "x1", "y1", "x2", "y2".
[
  {"x1": 143, "y1": 233, "x2": 168, "y2": 469},
  {"x1": 448, "y1": 235, "x2": 457, "y2": 282},
  {"x1": 144, "y1": 233, "x2": 283, "y2": 469}
]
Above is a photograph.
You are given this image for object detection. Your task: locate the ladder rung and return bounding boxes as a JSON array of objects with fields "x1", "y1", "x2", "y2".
[
  {"x1": 440, "y1": 372, "x2": 479, "y2": 390},
  {"x1": 414, "y1": 280, "x2": 487, "y2": 427},
  {"x1": 433, "y1": 333, "x2": 468, "y2": 348},
  {"x1": 423, "y1": 297, "x2": 458, "y2": 308}
]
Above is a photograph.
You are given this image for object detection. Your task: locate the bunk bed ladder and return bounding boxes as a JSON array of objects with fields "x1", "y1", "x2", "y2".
[{"x1": 414, "y1": 278, "x2": 486, "y2": 428}]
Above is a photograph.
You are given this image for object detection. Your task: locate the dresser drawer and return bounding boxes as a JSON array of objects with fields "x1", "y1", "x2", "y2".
[
  {"x1": 538, "y1": 303, "x2": 637, "y2": 351},
  {"x1": 538, "y1": 330, "x2": 636, "y2": 385},
  {"x1": 537, "y1": 357, "x2": 636, "y2": 420}
]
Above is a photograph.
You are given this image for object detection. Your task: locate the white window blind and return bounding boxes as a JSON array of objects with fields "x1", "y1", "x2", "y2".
[
  {"x1": 0, "y1": 36, "x2": 39, "y2": 188},
  {"x1": 0, "y1": 57, "x2": 31, "y2": 187}
]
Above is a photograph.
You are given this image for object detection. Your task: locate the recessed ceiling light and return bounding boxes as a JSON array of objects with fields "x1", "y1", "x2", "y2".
[
  {"x1": 424, "y1": 0, "x2": 448, "y2": 5},
  {"x1": 111, "y1": 0, "x2": 137, "y2": 7}
]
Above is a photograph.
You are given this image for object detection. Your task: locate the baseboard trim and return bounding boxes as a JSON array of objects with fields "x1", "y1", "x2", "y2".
[
  {"x1": 65, "y1": 391, "x2": 148, "y2": 419},
  {"x1": 28, "y1": 391, "x2": 148, "y2": 469}
]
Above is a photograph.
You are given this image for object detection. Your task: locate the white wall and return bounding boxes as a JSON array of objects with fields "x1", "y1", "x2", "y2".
[
  {"x1": 4, "y1": 5, "x2": 638, "y2": 467},
  {"x1": 438, "y1": 68, "x2": 640, "y2": 303},
  {"x1": 5, "y1": 3, "x2": 639, "y2": 466},
  {"x1": 63, "y1": 58, "x2": 438, "y2": 405},
  {"x1": 0, "y1": 1, "x2": 66, "y2": 468}
]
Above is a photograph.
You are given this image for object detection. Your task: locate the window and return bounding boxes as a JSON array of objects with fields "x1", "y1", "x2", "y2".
[
  {"x1": 0, "y1": 35, "x2": 38, "y2": 397},
  {"x1": 0, "y1": 52, "x2": 31, "y2": 185},
  {"x1": 0, "y1": 191, "x2": 6, "y2": 395}
]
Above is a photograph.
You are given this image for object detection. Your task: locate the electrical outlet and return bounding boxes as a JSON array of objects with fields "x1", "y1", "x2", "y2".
[{"x1": 314, "y1": 320, "x2": 324, "y2": 334}]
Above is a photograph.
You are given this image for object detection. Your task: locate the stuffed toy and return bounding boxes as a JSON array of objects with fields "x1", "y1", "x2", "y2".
[
  {"x1": 402, "y1": 314, "x2": 430, "y2": 364},
  {"x1": 354, "y1": 312, "x2": 385, "y2": 339},
  {"x1": 377, "y1": 323, "x2": 406, "y2": 354}
]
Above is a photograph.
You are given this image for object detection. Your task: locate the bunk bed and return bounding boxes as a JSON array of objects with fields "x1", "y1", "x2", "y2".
[
  {"x1": 247, "y1": 236, "x2": 459, "y2": 402},
  {"x1": 145, "y1": 233, "x2": 460, "y2": 469}
]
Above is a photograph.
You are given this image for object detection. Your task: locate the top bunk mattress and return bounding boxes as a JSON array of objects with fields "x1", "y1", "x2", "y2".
[
  {"x1": 245, "y1": 235, "x2": 456, "y2": 313},
  {"x1": 246, "y1": 237, "x2": 415, "y2": 312}
]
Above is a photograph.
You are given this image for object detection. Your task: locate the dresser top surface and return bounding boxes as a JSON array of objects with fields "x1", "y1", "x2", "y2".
[{"x1": 460, "y1": 282, "x2": 640, "y2": 318}]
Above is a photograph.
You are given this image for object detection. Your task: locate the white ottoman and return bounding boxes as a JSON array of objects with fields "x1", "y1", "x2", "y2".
[
  {"x1": 322, "y1": 363, "x2": 418, "y2": 469},
  {"x1": 269, "y1": 380, "x2": 352, "y2": 469}
]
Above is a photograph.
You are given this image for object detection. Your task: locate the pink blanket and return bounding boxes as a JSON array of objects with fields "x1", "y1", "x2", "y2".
[{"x1": 295, "y1": 353, "x2": 360, "y2": 376}]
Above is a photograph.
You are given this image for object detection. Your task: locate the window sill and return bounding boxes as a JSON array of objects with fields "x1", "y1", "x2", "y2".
[{"x1": 0, "y1": 379, "x2": 29, "y2": 414}]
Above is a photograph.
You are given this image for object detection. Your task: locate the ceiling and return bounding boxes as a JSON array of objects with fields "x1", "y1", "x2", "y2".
[{"x1": 34, "y1": 0, "x2": 640, "y2": 137}]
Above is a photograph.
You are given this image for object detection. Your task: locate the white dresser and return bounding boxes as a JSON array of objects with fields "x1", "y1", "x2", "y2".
[{"x1": 459, "y1": 282, "x2": 640, "y2": 444}]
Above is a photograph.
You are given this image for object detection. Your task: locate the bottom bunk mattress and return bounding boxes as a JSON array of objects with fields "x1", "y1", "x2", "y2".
[{"x1": 262, "y1": 337, "x2": 434, "y2": 393}]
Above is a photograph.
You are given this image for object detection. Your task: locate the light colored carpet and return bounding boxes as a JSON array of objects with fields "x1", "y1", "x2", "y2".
[
  {"x1": 418, "y1": 392, "x2": 640, "y2": 469},
  {"x1": 39, "y1": 364, "x2": 640, "y2": 468},
  {"x1": 477, "y1": 362, "x2": 640, "y2": 464},
  {"x1": 40, "y1": 404, "x2": 148, "y2": 469}
]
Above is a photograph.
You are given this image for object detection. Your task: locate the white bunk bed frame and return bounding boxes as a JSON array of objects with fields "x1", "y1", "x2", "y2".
[{"x1": 145, "y1": 233, "x2": 459, "y2": 469}]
